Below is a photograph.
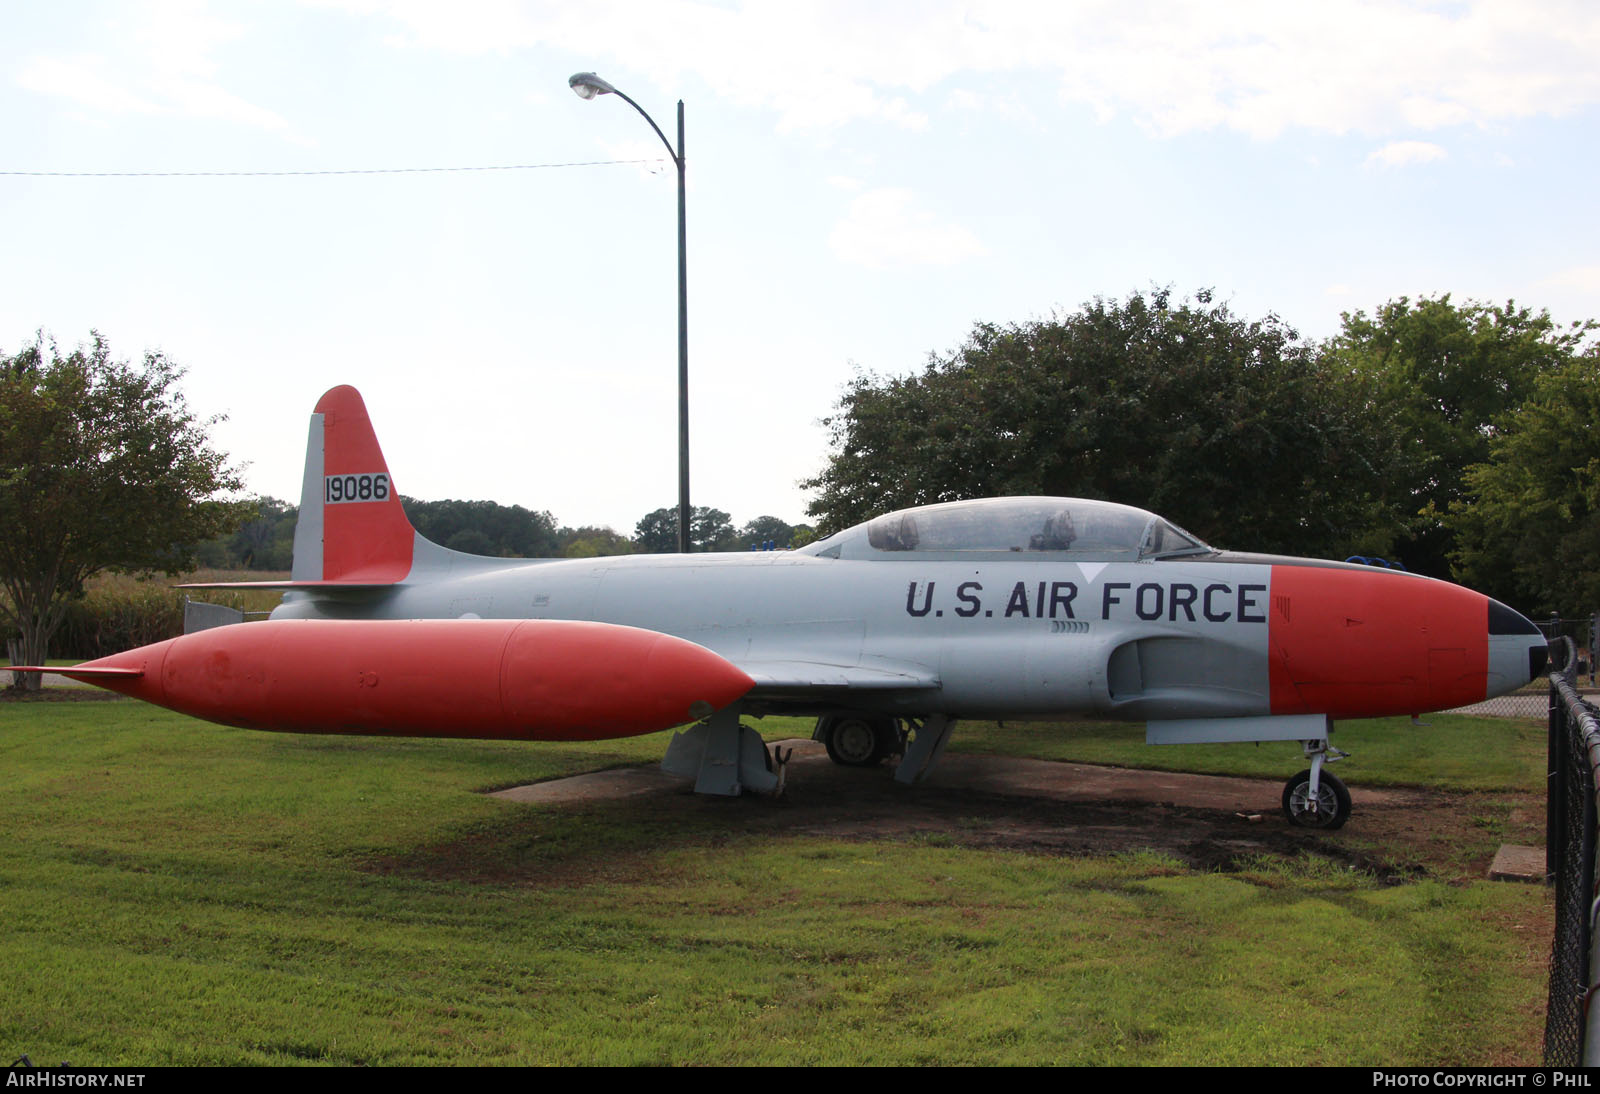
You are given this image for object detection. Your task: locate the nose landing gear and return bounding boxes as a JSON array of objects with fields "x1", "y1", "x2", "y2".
[{"x1": 1282, "y1": 739, "x2": 1352, "y2": 830}]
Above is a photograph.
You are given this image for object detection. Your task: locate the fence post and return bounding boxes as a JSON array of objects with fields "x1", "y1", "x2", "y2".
[{"x1": 1553, "y1": 638, "x2": 1575, "y2": 884}]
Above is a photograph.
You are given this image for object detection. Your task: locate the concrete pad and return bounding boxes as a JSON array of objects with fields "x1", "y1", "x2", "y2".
[
  {"x1": 492, "y1": 765, "x2": 689, "y2": 804},
  {"x1": 1447, "y1": 695, "x2": 1548, "y2": 718},
  {"x1": 1488, "y1": 843, "x2": 1546, "y2": 883}
]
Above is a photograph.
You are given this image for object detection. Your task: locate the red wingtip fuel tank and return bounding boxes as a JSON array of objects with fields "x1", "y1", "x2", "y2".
[
  {"x1": 45, "y1": 619, "x2": 755, "y2": 741},
  {"x1": 1266, "y1": 563, "x2": 1544, "y2": 718}
]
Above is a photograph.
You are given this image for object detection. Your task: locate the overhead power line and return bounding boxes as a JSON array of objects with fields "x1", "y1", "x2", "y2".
[{"x1": 0, "y1": 157, "x2": 668, "y2": 178}]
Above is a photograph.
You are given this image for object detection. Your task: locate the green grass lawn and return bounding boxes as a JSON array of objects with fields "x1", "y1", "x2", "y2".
[
  {"x1": 0, "y1": 699, "x2": 1552, "y2": 1066},
  {"x1": 946, "y1": 713, "x2": 1547, "y2": 792}
]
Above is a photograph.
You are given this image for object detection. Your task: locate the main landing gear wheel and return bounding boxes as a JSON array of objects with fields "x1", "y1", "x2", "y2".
[
  {"x1": 1282, "y1": 769, "x2": 1352, "y2": 830},
  {"x1": 820, "y1": 715, "x2": 896, "y2": 767}
]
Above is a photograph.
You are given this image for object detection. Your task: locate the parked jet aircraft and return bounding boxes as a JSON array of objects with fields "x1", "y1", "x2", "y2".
[{"x1": 21, "y1": 386, "x2": 1548, "y2": 829}]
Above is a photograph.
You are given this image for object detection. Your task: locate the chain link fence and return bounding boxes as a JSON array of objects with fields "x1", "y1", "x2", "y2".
[{"x1": 1544, "y1": 636, "x2": 1600, "y2": 1066}]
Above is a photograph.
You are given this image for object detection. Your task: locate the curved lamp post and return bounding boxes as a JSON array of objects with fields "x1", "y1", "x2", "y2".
[{"x1": 569, "y1": 71, "x2": 691, "y2": 554}]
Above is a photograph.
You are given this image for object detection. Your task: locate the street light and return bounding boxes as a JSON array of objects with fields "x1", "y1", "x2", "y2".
[{"x1": 569, "y1": 71, "x2": 691, "y2": 555}]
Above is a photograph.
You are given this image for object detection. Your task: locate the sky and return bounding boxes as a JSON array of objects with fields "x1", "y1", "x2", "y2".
[{"x1": 3, "y1": 0, "x2": 1598, "y2": 536}]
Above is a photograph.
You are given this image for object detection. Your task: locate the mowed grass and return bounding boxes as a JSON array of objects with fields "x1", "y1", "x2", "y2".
[
  {"x1": 948, "y1": 712, "x2": 1547, "y2": 792},
  {"x1": 0, "y1": 700, "x2": 1551, "y2": 1066}
]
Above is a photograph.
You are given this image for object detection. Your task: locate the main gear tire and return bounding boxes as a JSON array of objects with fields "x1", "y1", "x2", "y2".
[{"x1": 821, "y1": 715, "x2": 894, "y2": 767}]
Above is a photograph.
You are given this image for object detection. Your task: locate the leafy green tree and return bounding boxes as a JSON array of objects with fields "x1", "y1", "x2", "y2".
[
  {"x1": 1447, "y1": 355, "x2": 1600, "y2": 618},
  {"x1": 1323, "y1": 295, "x2": 1596, "y2": 574},
  {"x1": 1, "y1": 334, "x2": 247, "y2": 689},
  {"x1": 219, "y1": 496, "x2": 296, "y2": 570},
  {"x1": 191, "y1": 497, "x2": 301, "y2": 572},
  {"x1": 401, "y1": 497, "x2": 559, "y2": 557},
  {"x1": 634, "y1": 506, "x2": 738, "y2": 553},
  {"x1": 633, "y1": 509, "x2": 677, "y2": 554},
  {"x1": 738, "y1": 515, "x2": 797, "y2": 550},
  {"x1": 557, "y1": 525, "x2": 635, "y2": 558},
  {"x1": 804, "y1": 289, "x2": 1400, "y2": 558},
  {"x1": 444, "y1": 528, "x2": 496, "y2": 556}
]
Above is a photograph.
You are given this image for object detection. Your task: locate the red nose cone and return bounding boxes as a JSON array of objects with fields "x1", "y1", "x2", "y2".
[{"x1": 1269, "y1": 565, "x2": 1492, "y2": 718}]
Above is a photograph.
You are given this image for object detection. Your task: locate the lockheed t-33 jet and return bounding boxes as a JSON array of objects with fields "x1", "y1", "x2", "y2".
[{"x1": 24, "y1": 386, "x2": 1549, "y2": 830}]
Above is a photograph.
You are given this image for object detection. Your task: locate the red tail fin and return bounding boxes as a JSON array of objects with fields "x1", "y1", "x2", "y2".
[{"x1": 291, "y1": 386, "x2": 415, "y2": 583}]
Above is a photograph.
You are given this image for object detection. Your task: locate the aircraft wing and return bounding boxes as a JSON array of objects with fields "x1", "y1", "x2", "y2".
[{"x1": 739, "y1": 659, "x2": 940, "y2": 692}]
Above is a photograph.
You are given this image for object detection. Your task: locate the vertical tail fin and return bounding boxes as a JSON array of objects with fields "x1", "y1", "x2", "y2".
[{"x1": 291, "y1": 386, "x2": 416, "y2": 583}]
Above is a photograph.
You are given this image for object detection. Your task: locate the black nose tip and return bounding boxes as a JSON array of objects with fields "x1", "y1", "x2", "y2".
[{"x1": 1530, "y1": 643, "x2": 1549, "y2": 679}]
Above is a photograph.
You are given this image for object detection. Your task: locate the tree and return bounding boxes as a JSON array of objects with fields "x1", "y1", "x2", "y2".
[
  {"x1": 557, "y1": 525, "x2": 635, "y2": 558},
  {"x1": 1, "y1": 334, "x2": 246, "y2": 689},
  {"x1": 804, "y1": 289, "x2": 1401, "y2": 559},
  {"x1": 401, "y1": 497, "x2": 560, "y2": 557},
  {"x1": 738, "y1": 515, "x2": 797, "y2": 550},
  {"x1": 444, "y1": 528, "x2": 496, "y2": 556},
  {"x1": 634, "y1": 506, "x2": 738, "y2": 553},
  {"x1": 1322, "y1": 295, "x2": 1596, "y2": 574},
  {"x1": 1447, "y1": 355, "x2": 1600, "y2": 618},
  {"x1": 230, "y1": 496, "x2": 297, "y2": 570}
]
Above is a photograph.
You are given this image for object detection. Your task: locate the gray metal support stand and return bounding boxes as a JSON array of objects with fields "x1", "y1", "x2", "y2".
[
  {"x1": 661, "y1": 706, "x2": 780, "y2": 796},
  {"x1": 895, "y1": 715, "x2": 955, "y2": 784}
]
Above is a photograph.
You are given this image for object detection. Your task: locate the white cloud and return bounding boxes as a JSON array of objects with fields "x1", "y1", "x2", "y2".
[
  {"x1": 1537, "y1": 266, "x2": 1600, "y2": 293},
  {"x1": 945, "y1": 87, "x2": 1037, "y2": 126},
  {"x1": 16, "y1": 0, "x2": 298, "y2": 137},
  {"x1": 16, "y1": 56, "x2": 161, "y2": 116},
  {"x1": 828, "y1": 187, "x2": 984, "y2": 269},
  {"x1": 157, "y1": 76, "x2": 295, "y2": 134},
  {"x1": 352, "y1": 0, "x2": 1600, "y2": 139},
  {"x1": 1016, "y1": 0, "x2": 1600, "y2": 138},
  {"x1": 1365, "y1": 140, "x2": 1448, "y2": 168},
  {"x1": 22, "y1": 1, "x2": 1599, "y2": 143}
]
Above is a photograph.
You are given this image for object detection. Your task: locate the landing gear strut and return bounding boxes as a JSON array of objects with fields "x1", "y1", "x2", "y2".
[{"x1": 1281, "y1": 739, "x2": 1352, "y2": 830}]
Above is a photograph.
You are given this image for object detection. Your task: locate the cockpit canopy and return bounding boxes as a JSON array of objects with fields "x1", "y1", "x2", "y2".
[{"x1": 798, "y1": 497, "x2": 1214, "y2": 562}]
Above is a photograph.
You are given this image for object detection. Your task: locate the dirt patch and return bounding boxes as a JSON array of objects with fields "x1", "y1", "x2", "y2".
[{"x1": 465, "y1": 740, "x2": 1536, "y2": 886}]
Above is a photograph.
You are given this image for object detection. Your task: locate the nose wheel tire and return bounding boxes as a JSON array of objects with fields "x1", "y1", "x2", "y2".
[{"x1": 1282, "y1": 769, "x2": 1352, "y2": 830}]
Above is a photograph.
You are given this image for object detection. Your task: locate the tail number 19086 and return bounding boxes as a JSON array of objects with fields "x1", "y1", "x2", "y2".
[{"x1": 324, "y1": 473, "x2": 390, "y2": 504}]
